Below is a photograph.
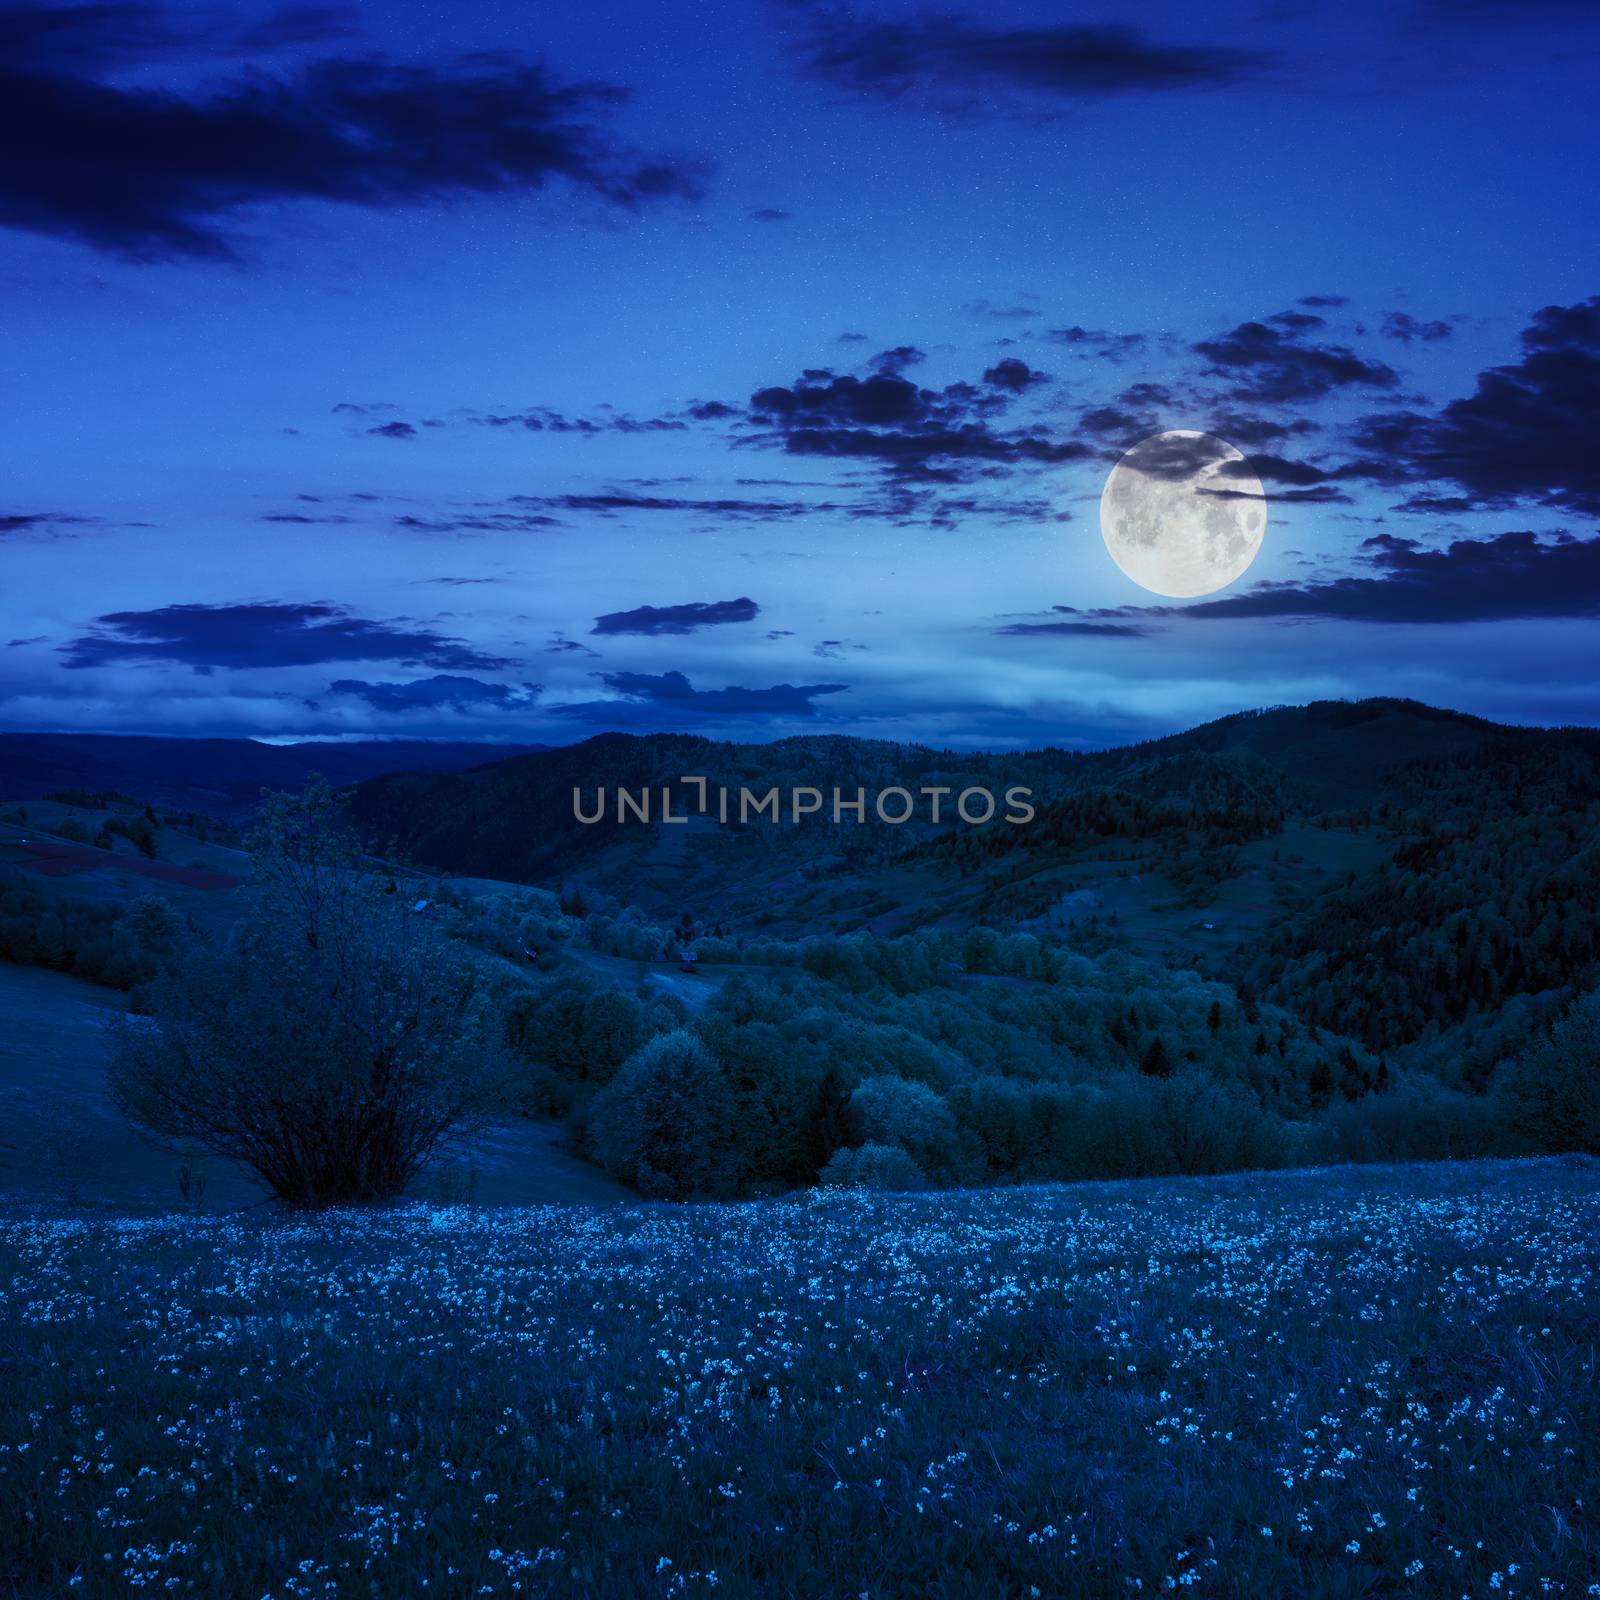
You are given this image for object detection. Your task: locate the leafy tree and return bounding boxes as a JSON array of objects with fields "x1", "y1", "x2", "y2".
[
  {"x1": 578, "y1": 990, "x2": 648, "y2": 1082},
  {"x1": 847, "y1": 1075, "x2": 961, "y2": 1179},
  {"x1": 1139, "y1": 1036, "x2": 1172, "y2": 1079},
  {"x1": 120, "y1": 894, "x2": 180, "y2": 951},
  {"x1": 803, "y1": 1067, "x2": 853, "y2": 1178},
  {"x1": 588, "y1": 1030, "x2": 731, "y2": 1199},
  {"x1": 1503, "y1": 990, "x2": 1600, "y2": 1155}
]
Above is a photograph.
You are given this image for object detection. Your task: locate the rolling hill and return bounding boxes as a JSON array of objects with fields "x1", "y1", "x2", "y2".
[
  {"x1": 0, "y1": 732, "x2": 543, "y2": 818},
  {"x1": 342, "y1": 698, "x2": 1600, "y2": 1069},
  {"x1": 344, "y1": 696, "x2": 1599, "y2": 927}
]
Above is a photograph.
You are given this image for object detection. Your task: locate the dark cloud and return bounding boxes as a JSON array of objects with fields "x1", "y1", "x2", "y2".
[
  {"x1": 1205, "y1": 411, "x2": 1321, "y2": 448},
  {"x1": 997, "y1": 619, "x2": 1150, "y2": 639},
  {"x1": 750, "y1": 207, "x2": 792, "y2": 222},
  {"x1": 982, "y1": 357, "x2": 1047, "y2": 391},
  {"x1": 1, "y1": 510, "x2": 95, "y2": 536},
  {"x1": 61, "y1": 600, "x2": 511, "y2": 672},
  {"x1": 1298, "y1": 294, "x2": 1349, "y2": 308},
  {"x1": 1118, "y1": 431, "x2": 1237, "y2": 482},
  {"x1": 964, "y1": 299, "x2": 1037, "y2": 321},
  {"x1": 517, "y1": 492, "x2": 827, "y2": 521},
  {"x1": 1266, "y1": 309, "x2": 1325, "y2": 333},
  {"x1": 326, "y1": 674, "x2": 541, "y2": 713},
  {"x1": 1120, "y1": 382, "x2": 1173, "y2": 408},
  {"x1": 1381, "y1": 311, "x2": 1453, "y2": 343},
  {"x1": 1195, "y1": 319, "x2": 1398, "y2": 403},
  {"x1": 472, "y1": 407, "x2": 687, "y2": 435},
  {"x1": 1174, "y1": 530, "x2": 1600, "y2": 624},
  {"x1": 0, "y1": 2, "x2": 361, "y2": 69},
  {"x1": 1348, "y1": 296, "x2": 1600, "y2": 514},
  {"x1": 0, "y1": 4, "x2": 705, "y2": 260},
  {"x1": 0, "y1": 0, "x2": 176, "y2": 71},
  {"x1": 788, "y1": 10, "x2": 1271, "y2": 118},
  {"x1": 1078, "y1": 405, "x2": 1145, "y2": 438},
  {"x1": 687, "y1": 399, "x2": 738, "y2": 420},
  {"x1": 556, "y1": 669, "x2": 847, "y2": 720},
  {"x1": 867, "y1": 345, "x2": 926, "y2": 375},
  {"x1": 394, "y1": 511, "x2": 561, "y2": 533},
  {"x1": 752, "y1": 371, "x2": 938, "y2": 428},
  {"x1": 367, "y1": 420, "x2": 417, "y2": 441},
  {"x1": 1266, "y1": 486, "x2": 1352, "y2": 504},
  {"x1": 1226, "y1": 454, "x2": 1329, "y2": 488},
  {"x1": 1046, "y1": 325, "x2": 1146, "y2": 360},
  {"x1": 233, "y1": 6, "x2": 360, "y2": 52},
  {"x1": 591, "y1": 596, "x2": 760, "y2": 636},
  {"x1": 747, "y1": 362, "x2": 1084, "y2": 477},
  {"x1": 1392, "y1": 494, "x2": 1477, "y2": 516}
]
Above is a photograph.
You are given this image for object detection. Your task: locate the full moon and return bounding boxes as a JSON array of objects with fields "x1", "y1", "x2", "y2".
[{"x1": 1099, "y1": 430, "x2": 1267, "y2": 598}]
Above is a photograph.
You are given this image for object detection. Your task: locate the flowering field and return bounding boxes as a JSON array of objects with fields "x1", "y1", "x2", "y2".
[{"x1": 3, "y1": 1160, "x2": 1597, "y2": 1599}]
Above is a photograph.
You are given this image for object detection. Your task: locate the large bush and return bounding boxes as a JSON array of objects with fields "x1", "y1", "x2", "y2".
[
  {"x1": 819, "y1": 1141, "x2": 924, "y2": 1191},
  {"x1": 110, "y1": 783, "x2": 505, "y2": 1207}
]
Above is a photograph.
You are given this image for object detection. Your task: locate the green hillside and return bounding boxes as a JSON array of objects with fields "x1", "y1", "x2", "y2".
[
  {"x1": 345, "y1": 699, "x2": 1600, "y2": 1065},
  {"x1": 5, "y1": 699, "x2": 1597, "y2": 1213}
]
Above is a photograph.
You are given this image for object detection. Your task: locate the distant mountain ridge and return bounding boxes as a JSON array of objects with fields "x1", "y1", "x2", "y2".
[
  {"x1": 344, "y1": 696, "x2": 1597, "y2": 892},
  {"x1": 0, "y1": 733, "x2": 544, "y2": 817}
]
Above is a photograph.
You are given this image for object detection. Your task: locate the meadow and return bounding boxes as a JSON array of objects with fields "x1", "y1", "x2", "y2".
[{"x1": 4, "y1": 1158, "x2": 1597, "y2": 1599}]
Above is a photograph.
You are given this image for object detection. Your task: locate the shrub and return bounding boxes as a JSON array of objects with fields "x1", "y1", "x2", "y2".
[
  {"x1": 109, "y1": 782, "x2": 506, "y2": 1208},
  {"x1": 819, "y1": 1141, "x2": 925, "y2": 1191}
]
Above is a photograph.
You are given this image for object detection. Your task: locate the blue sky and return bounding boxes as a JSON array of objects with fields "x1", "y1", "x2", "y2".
[{"x1": 3, "y1": 0, "x2": 1598, "y2": 747}]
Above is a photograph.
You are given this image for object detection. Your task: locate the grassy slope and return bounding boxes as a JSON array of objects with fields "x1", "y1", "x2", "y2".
[
  {"x1": 0, "y1": 809, "x2": 248, "y2": 942},
  {"x1": 0, "y1": 964, "x2": 182, "y2": 1210},
  {"x1": 1, "y1": 1159, "x2": 1594, "y2": 1598},
  {"x1": 0, "y1": 962, "x2": 626, "y2": 1212}
]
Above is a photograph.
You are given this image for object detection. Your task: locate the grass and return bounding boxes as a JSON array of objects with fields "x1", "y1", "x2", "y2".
[{"x1": 2, "y1": 1159, "x2": 1596, "y2": 1598}]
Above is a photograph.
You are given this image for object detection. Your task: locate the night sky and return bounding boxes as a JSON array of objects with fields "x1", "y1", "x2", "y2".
[{"x1": 4, "y1": 0, "x2": 1598, "y2": 749}]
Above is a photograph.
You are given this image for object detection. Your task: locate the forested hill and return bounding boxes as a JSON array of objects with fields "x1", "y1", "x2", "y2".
[
  {"x1": 346, "y1": 697, "x2": 1595, "y2": 886},
  {"x1": 342, "y1": 695, "x2": 1600, "y2": 1110}
]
